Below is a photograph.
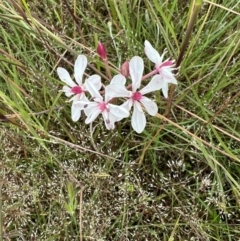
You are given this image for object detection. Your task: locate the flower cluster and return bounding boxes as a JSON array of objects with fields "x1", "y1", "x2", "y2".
[{"x1": 57, "y1": 40, "x2": 177, "y2": 133}]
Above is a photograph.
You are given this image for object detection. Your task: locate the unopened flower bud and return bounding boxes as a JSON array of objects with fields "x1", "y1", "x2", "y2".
[
  {"x1": 97, "y1": 41, "x2": 107, "y2": 60},
  {"x1": 120, "y1": 61, "x2": 130, "y2": 78}
]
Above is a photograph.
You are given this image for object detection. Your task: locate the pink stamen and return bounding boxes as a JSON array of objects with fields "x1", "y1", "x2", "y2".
[
  {"x1": 132, "y1": 91, "x2": 142, "y2": 101},
  {"x1": 71, "y1": 86, "x2": 83, "y2": 94}
]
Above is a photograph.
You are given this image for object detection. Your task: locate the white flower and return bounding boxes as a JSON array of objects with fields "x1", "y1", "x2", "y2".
[
  {"x1": 75, "y1": 77, "x2": 129, "y2": 130},
  {"x1": 106, "y1": 56, "x2": 163, "y2": 133},
  {"x1": 57, "y1": 55, "x2": 101, "y2": 121},
  {"x1": 144, "y1": 40, "x2": 177, "y2": 98}
]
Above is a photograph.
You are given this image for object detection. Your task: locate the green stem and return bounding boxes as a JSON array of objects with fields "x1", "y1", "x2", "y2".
[
  {"x1": 176, "y1": 0, "x2": 203, "y2": 68},
  {"x1": 165, "y1": 0, "x2": 203, "y2": 117},
  {"x1": 104, "y1": 59, "x2": 112, "y2": 80}
]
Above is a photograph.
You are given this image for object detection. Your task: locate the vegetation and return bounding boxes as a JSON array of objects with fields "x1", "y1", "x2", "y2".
[{"x1": 0, "y1": 0, "x2": 240, "y2": 240}]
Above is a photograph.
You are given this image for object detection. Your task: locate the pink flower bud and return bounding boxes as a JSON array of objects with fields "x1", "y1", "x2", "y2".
[
  {"x1": 120, "y1": 61, "x2": 130, "y2": 78},
  {"x1": 97, "y1": 41, "x2": 107, "y2": 60}
]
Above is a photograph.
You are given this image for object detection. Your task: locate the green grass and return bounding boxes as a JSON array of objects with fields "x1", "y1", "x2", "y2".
[{"x1": 0, "y1": 0, "x2": 240, "y2": 240}]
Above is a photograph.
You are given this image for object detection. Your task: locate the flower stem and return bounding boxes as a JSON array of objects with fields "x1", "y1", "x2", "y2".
[
  {"x1": 176, "y1": 0, "x2": 203, "y2": 68},
  {"x1": 104, "y1": 59, "x2": 112, "y2": 80},
  {"x1": 165, "y1": 0, "x2": 203, "y2": 117},
  {"x1": 142, "y1": 69, "x2": 159, "y2": 81}
]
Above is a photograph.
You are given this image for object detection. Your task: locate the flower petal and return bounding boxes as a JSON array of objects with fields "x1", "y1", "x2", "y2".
[
  {"x1": 57, "y1": 67, "x2": 76, "y2": 87},
  {"x1": 74, "y1": 55, "x2": 87, "y2": 85},
  {"x1": 104, "y1": 119, "x2": 115, "y2": 130},
  {"x1": 140, "y1": 96, "x2": 158, "y2": 116},
  {"x1": 121, "y1": 99, "x2": 133, "y2": 111},
  {"x1": 162, "y1": 82, "x2": 169, "y2": 99},
  {"x1": 101, "y1": 110, "x2": 115, "y2": 130},
  {"x1": 71, "y1": 94, "x2": 89, "y2": 103},
  {"x1": 85, "y1": 78, "x2": 103, "y2": 101},
  {"x1": 140, "y1": 75, "x2": 165, "y2": 95},
  {"x1": 144, "y1": 40, "x2": 162, "y2": 65},
  {"x1": 68, "y1": 96, "x2": 89, "y2": 121},
  {"x1": 109, "y1": 104, "x2": 129, "y2": 118},
  {"x1": 131, "y1": 102, "x2": 146, "y2": 133},
  {"x1": 105, "y1": 84, "x2": 131, "y2": 101},
  {"x1": 85, "y1": 103, "x2": 101, "y2": 124},
  {"x1": 129, "y1": 56, "x2": 144, "y2": 91},
  {"x1": 110, "y1": 74, "x2": 126, "y2": 85},
  {"x1": 62, "y1": 86, "x2": 74, "y2": 97},
  {"x1": 85, "y1": 74, "x2": 102, "y2": 90},
  {"x1": 161, "y1": 68, "x2": 178, "y2": 85},
  {"x1": 71, "y1": 103, "x2": 81, "y2": 122}
]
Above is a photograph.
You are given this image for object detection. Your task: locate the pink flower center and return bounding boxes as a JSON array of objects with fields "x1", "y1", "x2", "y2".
[
  {"x1": 132, "y1": 91, "x2": 142, "y2": 101},
  {"x1": 98, "y1": 102, "x2": 107, "y2": 112},
  {"x1": 71, "y1": 86, "x2": 83, "y2": 94}
]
